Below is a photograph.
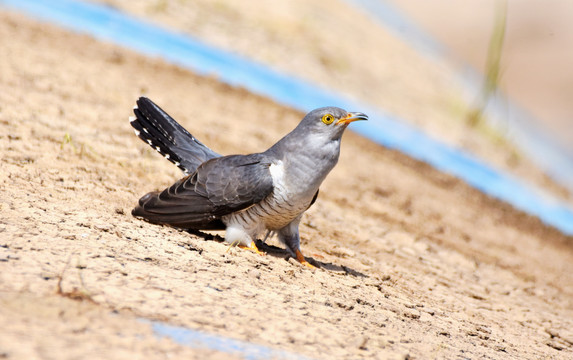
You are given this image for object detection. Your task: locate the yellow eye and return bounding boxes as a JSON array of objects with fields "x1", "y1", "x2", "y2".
[{"x1": 321, "y1": 114, "x2": 335, "y2": 125}]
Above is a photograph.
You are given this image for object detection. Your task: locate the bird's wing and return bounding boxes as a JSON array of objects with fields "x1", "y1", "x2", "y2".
[
  {"x1": 132, "y1": 154, "x2": 274, "y2": 229},
  {"x1": 308, "y1": 190, "x2": 319, "y2": 209},
  {"x1": 130, "y1": 97, "x2": 221, "y2": 174}
]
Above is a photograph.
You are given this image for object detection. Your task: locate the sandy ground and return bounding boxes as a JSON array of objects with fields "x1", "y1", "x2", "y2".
[{"x1": 2, "y1": 6, "x2": 573, "y2": 360}]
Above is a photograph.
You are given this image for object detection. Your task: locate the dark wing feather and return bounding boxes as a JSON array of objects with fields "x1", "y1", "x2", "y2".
[
  {"x1": 131, "y1": 97, "x2": 221, "y2": 174},
  {"x1": 132, "y1": 154, "x2": 274, "y2": 230},
  {"x1": 308, "y1": 190, "x2": 319, "y2": 209}
]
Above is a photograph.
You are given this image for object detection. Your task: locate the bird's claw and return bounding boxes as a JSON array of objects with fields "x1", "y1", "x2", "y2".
[
  {"x1": 296, "y1": 249, "x2": 316, "y2": 269},
  {"x1": 239, "y1": 242, "x2": 265, "y2": 256}
]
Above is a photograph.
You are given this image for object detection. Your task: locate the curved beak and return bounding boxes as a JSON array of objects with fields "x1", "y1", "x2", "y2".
[{"x1": 336, "y1": 112, "x2": 368, "y2": 125}]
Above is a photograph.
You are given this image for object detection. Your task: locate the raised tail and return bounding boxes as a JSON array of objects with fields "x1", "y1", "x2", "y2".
[{"x1": 130, "y1": 97, "x2": 221, "y2": 174}]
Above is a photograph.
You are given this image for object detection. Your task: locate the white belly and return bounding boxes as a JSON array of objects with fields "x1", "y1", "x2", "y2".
[{"x1": 221, "y1": 160, "x2": 314, "y2": 237}]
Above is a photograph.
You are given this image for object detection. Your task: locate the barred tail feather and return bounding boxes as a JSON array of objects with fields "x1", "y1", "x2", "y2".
[{"x1": 130, "y1": 97, "x2": 221, "y2": 174}]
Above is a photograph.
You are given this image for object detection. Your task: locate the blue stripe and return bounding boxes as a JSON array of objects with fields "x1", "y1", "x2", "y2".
[
  {"x1": 2, "y1": 0, "x2": 572, "y2": 236},
  {"x1": 147, "y1": 321, "x2": 314, "y2": 360}
]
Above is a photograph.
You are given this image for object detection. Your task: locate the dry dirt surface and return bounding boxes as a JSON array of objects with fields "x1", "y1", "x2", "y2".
[{"x1": 2, "y1": 9, "x2": 573, "y2": 360}]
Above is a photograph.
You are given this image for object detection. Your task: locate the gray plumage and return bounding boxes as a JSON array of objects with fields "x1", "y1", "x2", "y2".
[
  {"x1": 130, "y1": 97, "x2": 220, "y2": 174},
  {"x1": 130, "y1": 97, "x2": 367, "y2": 266}
]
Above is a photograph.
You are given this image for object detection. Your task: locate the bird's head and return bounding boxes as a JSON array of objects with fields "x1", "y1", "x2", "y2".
[{"x1": 298, "y1": 107, "x2": 368, "y2": 140}]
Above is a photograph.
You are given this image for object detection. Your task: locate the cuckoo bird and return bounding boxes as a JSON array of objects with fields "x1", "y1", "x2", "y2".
[{"x1": 130, "y1": 97, "x2": 367, "y2": 267}]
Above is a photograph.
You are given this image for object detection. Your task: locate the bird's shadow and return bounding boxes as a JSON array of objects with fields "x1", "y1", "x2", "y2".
[{"x1": 185, "y1": 229, "x2": 368, "y2": 278}]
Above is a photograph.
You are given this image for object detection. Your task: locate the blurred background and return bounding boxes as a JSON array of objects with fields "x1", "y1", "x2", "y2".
[{"x1": 391, "y1": 0, "x2": 573, "y2": 182}]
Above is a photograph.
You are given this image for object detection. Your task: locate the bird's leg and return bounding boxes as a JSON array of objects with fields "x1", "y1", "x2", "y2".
[
  {"x1": 294, "y1": 249, "x2": 316, "y2": 269},
  {"x1": 261, "y1": 230, "x2": 275, "y2": 243},
  {"x1": 225, "y1": 225, "x2": 264, "y2": 255},
  {"x1": 238, "y1": 241, "x2": 265, "y2": 255},
  {"x1": 225, "y1": 240, "x2": 264, "y2": 255},
  {"x1": 278, "y1": 218, "x2": 316, "y2": 269}
]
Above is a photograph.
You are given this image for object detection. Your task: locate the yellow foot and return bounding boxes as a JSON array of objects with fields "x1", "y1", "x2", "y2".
[
  {"x1": 295, "y1": 249, "x2": 316, "y2": 269},
  {"x1": 238, "y1": 242, "x2": 265, "y2": 256}
]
